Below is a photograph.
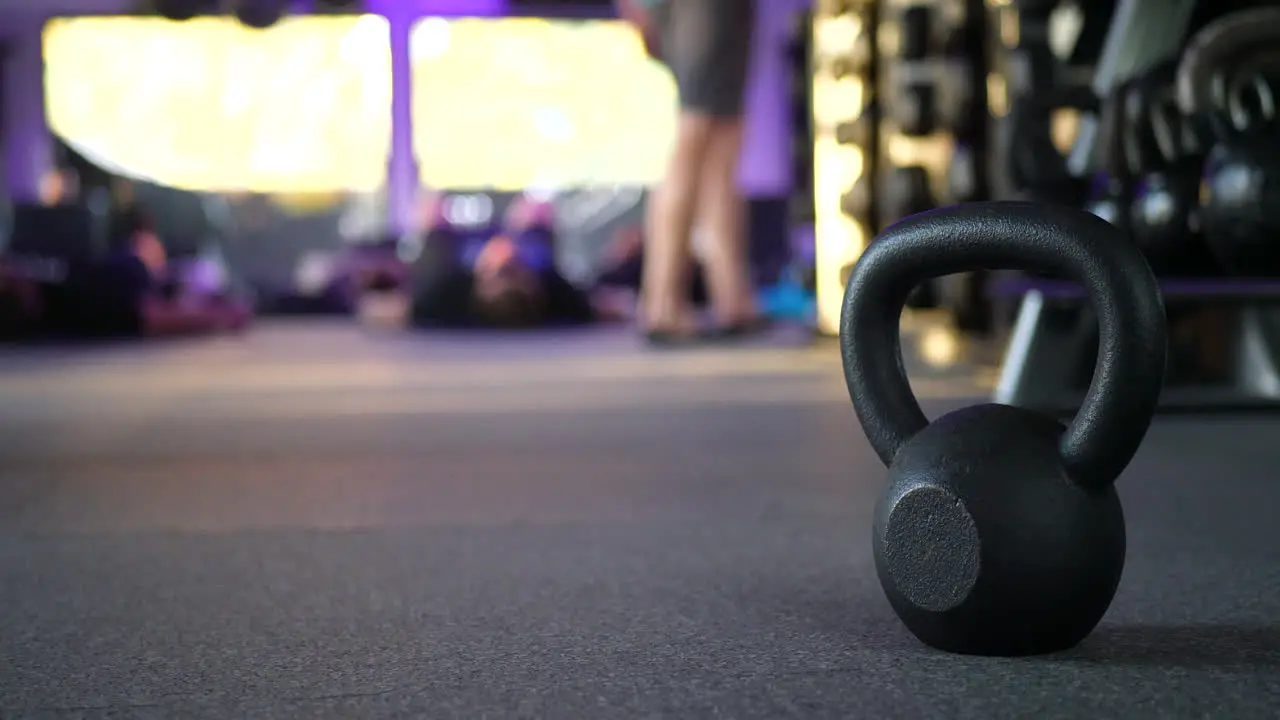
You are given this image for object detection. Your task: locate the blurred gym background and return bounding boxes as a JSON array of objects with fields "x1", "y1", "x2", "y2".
[{"x1": 4, "y1": 0, "x2": 1277, "y2": 408}]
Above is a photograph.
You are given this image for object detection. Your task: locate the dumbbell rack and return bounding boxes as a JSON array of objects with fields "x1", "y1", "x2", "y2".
[
  {"x1": 879, "y1": 0, "x2": 992, "y2": 321},
  {"x1": 990, "y1": 0, "x2": 1280, "y2": 414},
  {"x1": 877, "y1": 0, "x2": 990, "y2": 221},
  {"x1": 810, "y1": 0, "x2": 991, "y2": 335}
]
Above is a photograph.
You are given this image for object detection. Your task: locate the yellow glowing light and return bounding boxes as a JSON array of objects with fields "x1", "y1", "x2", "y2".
[
  {"x1": 919, "y1": 324, "x2": 962, "y2": 369},
  {"x1": 1000, "y1": 8, "x2": 1020, "y2": 48},
  {"x1": 811, "y1": 13, "x2": 875, "y2": 338},
  {"x1": 814, "y1": 216, "x2": 865, "y2": 336},
  {"x1": 886, "y1": 134, "x2": 953, "y2": 169},
  {"x1": 812, "y1": 16, "x2": 862, "y2": 58},
  {"x1": 270, "y1": 192, "x2": 348, "y2": 213},
  {"x1": 877, "y1": 16, "x2": 902, "y2": 57},
  {"x1": 811, "y1": 76, "x2": 865, "y2": 130},
  {"x1": 1051, "y1": 110, "x2": 1081, "y2": 154},
  {"x1": 411, "y1": 19, "x2": 676, "y2": 191},
  {"x1": 43, "y1": 16, "x2": 392, "y2": 193},
  {"x1": 814, "y1": 138, "x2": 864, "y2": 195},
  {"x1": 987, "y1": 72, "x2": 1009, "y2": 117},
  {"x1": 813, "y1": 132, "x2": 866, "y2": 336}
]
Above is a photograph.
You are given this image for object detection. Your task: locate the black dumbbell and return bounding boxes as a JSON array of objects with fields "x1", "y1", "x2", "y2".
[
  {"x1": 900, "y1": 4, "x2": 934, "y2": 60},
  {"x1": 836, "y1": 109, "x2": 876, "y2": 146},
  {"x1": 893, "y1": 81, "x2": 938, "y2": 136},
  {"x1": 893, "y1": 66, "x2": 976, "y2": 137},
  {"x1": 945, "y1": 145, "x2": 980, "y2": 204},
  {"x1": 1000, "y1": 83, "x2": 1099, "y2": 205},
  {"x1": 881, "y1": 165, "x2": 935, "y2": 222},
  {"x1": 841, "y1": 178, "x2": 873, "y2": 219}
]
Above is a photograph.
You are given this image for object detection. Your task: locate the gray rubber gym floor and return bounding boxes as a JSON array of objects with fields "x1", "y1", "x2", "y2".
[{"x1": 1, "y1": 321, "x2": 1277, "y2": 718}]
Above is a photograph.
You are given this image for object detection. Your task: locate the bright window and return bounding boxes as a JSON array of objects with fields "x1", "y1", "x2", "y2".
[
  {"x1": 43, "y1": 15, "x2": 392, "y2": 193},
  {"x1": 411, "y1": 17, "x2": 676, "y2": 191}
]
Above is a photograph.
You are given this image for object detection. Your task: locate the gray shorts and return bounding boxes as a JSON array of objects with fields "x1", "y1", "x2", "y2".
[{"x1": 653, "y1": 0, "x2": 756, "y2": 118}]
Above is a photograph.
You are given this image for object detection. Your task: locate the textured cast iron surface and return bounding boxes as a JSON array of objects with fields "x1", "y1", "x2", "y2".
[{"x1": 840, "y1": 202, "x2": 1167, "y2": 655}]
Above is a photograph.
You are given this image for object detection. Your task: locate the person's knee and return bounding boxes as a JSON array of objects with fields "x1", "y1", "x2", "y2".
[
  {"x1": 669, "y1": 112, "x2": 717, "y2": 173},
  {"x1": 695, "y1": 120, "x2": 745, "y2": 196},
  {"x1": 708, "y1": 119, "x2": 745, "y2": 164}
]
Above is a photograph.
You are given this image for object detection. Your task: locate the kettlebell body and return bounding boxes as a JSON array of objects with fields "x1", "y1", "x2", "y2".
[
  {"x1": 1131, "y1": 163, "x2": 1204, "y2": 274},
  {"x1": 842, "y1": 202, "x2": 1166, "y2": 656},
  {"x1": 1201, "y1": 132, "x2": 1280, "y2": 275},
  {"x1": 1085, "y1": 181, "x2": 1128, "y2": 231},
  {"x1": 875, "y1": 404, "x2": 1125, "y2": 655}
]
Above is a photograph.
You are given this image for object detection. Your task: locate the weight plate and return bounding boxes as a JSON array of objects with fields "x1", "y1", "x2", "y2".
[
  {"x1": 882, "y1": 165, "x2": 935, "y2": 221},
  {"x1": 841, "y1": 179, "x2": 873, "y2": 219},
  {"x1": 836, "y1": 113, "x2": 874, "y2": 146},
  {"x1": 830, "y1": 55, "x2": 861, "y2": 80},
  {"x1": 946, "y1": 147, "x2": 978, "y2": 203},
  {"x1": 895, "y1": 82, "x2": 938, "y2": 136},
  {"x1": 900, "y1": 5, "x2": 933, "y2": 61}
]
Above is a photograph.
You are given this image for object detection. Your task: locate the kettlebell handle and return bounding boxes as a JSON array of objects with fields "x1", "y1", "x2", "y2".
[
  {"x1": 840, "y1": 202, "x2": 1167, "y2": 490},
  {"x1": 1223, "y1": 70, "x2": 1277, "y2": 132},
  {"x1": 1176, "y1": 7, "x2": 1280, "y2": 130},
  {"x1": 1122, "y1": 62, "x2": 1185, "y2": 170}
]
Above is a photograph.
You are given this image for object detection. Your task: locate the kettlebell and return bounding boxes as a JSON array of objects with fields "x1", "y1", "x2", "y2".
[
  {"x1": 1176, "y1": 7, "x2": 1280, "y2": 276},
  {"x1": 1124, "y1": 61, "x2": 1212, "y2": 276},
  {"x1": 1083, "y1": 81, "x2": 1134, "y2": 232},
  {"x1": 840, "y1": 202, "x2": 1167, "y2": 656}
]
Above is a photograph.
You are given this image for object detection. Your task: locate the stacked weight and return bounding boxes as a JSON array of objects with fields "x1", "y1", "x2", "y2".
[
  {"x1": 1177, "y1": 7, "x2": 1280, "y2": 277},
  {"x1": 997, "y1": 5, "x2": 1280, "y2": 279},
  {"x1": 876, "y1": 0, "x2": 990, "y2": 223},
  {"x1": 879, "y1": 1, "x2": 993, "y2": 320},
  {"x1": 810, "y1": 0, "x2": 996, "y2": 334},
  {"x1": 1079, "y1": 61, "x2": 1214, "y2": 277},
  {"x1": 990, "y1": 6, "x2": 1280, "y2": 413},
  {"x1": 988, "y1": 0, "x2": 1098, "y2": 206}
]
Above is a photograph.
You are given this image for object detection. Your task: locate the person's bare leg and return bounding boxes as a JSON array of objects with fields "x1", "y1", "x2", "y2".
[
  {"x1": 697, "y1": 117, "x2": 757, "y2": 325},
  {"x1": 642, "y1": 112, "x2": 714, "y2": 332}
]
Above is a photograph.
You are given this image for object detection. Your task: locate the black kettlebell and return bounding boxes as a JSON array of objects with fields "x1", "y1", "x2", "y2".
[
  {"x1": 1124, "y1": 61, "x2": 1211, "y2": 276},
  {"x1": 840, "y1": 202, "x2": 1167, "y2": 656},
  {"x1": 1176, "y1": 7, "x2": 1280, "y2": 276},
  {"x1": 1083, "y1": 81, "x2": 1134, "y2": 232}
]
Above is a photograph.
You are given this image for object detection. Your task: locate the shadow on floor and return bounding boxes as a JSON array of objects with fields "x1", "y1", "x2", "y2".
[
  {"x1": 777, "y1": 586, "x2": 1280, "y2": 670},
  {"x1": 1059, "y1": 623, "x2": 1280, "y2": 669}
]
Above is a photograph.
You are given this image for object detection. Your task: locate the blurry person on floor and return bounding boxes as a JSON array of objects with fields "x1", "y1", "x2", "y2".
[
  {"x1": 409, "y1": 194, "x2": 598, "y2": 329},
  {"x1": 351, "y1": 238, "x2": 414, "y2": 329},
  {"x1": 71, "y1": 208, "x2": 251, "y2": 339},
  {"x1": 38, "y1": 168, "x2": 80, "y2": 206},
  {"x1": 0, "y1": 258, "x2": 44, "y2": 340}
]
